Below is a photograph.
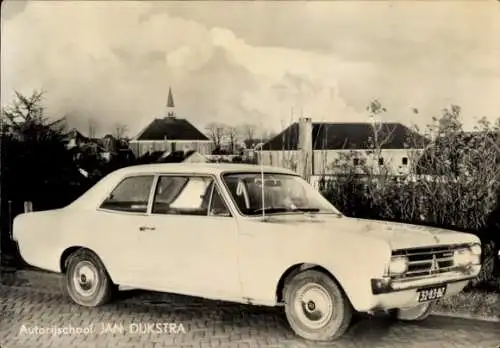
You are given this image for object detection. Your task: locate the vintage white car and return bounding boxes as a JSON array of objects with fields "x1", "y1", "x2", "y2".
[{"x1": 13, "y1": 163, "x2": 482, "y2": 341}]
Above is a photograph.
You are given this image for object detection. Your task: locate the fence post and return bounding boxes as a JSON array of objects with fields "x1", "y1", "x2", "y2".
[{"x1": 8, "y1": 200, "x2": 12, "y2": 241}]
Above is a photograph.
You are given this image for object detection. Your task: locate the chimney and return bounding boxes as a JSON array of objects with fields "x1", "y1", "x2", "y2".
[{"x1": 297, "y1": 117, "x2": 313, "y2": 180}]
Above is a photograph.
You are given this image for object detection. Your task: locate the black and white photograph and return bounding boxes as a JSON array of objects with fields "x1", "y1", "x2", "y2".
[{"x1": 1, "y1": 1, "x2": 500, "y2": 347}]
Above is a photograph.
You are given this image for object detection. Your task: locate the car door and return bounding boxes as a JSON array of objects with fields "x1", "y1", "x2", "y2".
[
  {"x1": 93, "y1": 174, "x2": 156, "y2": 287},
  {"x1": 136, "y1": 174, "x2": 241, "y2": 301}
]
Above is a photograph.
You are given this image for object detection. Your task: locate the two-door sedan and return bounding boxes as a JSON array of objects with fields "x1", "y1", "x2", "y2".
[{"x1": 13, "y1": 163, "x2": 482, "y2": 341}]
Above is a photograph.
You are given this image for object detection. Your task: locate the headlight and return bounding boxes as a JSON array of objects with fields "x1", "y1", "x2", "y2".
[
  {"x1": 469, "y1": 243, "x2": 482, "y2": 265},
  {"x1": 470, "y1": 243, "x2": 481, "y2": 256},
  {"x1": 389, "y1": 256, "x2": 408, "y2": 275},
  {"x1": 453, "y1": 248, "x2": 473, "y2": 266}
]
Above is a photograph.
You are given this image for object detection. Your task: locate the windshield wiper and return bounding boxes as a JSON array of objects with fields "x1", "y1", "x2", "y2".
[
  {"x1": 291, "y1": 208, "x2": 321, "y2": 213},
  {"x1": 249, "y1": 207, "x2": 321, "y2": 215},
  {"x1": 292, "y1": 208, "x2": 342, "y2": 216},
  {"x1": 250, "y1": 207, "x2": 289, "y2": 214}
]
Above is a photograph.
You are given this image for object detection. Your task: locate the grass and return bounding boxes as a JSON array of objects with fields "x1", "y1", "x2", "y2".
[{"x1": 435, "y1": 291, "x2": 500, "y2": 319}]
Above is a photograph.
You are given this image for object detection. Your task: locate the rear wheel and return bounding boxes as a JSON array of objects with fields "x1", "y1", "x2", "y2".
[
  {"x1": 395, "y1": 302, "x2": 434, "y2": 321},
  {"x1": 283, "y1": 270, "x2": 353, "y2": 341},
  {"x1": 64, "y1": 249, "x2": 115, "y2": 307}
]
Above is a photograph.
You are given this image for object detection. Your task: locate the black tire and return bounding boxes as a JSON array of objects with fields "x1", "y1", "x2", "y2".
[
  {"x1": 64, "y1": 249, "x2": 115, "y2": 307},
  {"x1": 395, "y1": 302, "x2": 434, "y2": 322},
  {"x1": 283, "y1": 269, "x2": 353, "y2": 341}
]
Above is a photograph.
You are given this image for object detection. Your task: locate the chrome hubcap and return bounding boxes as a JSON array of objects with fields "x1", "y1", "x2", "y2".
[
  {"x1": 294, "y1": 283, "x2": 334, "y2": 329},
  {"x1": 72, "y1": 261, "x2": 98, "y2": 296}
]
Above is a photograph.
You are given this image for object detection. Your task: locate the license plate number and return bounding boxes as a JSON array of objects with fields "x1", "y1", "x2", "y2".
[{"x1": 417, "y1": 285, "x2": 447, "y2": 302}]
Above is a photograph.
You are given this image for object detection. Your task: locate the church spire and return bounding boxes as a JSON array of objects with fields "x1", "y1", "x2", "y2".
[{"x1": 166, "y1": 86, "x2": 175, "y2": 118}]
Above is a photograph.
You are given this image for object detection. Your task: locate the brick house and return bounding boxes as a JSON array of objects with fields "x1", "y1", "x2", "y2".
[{"x1": 128, "y1": 88, "x2": 212, "y2": 157}]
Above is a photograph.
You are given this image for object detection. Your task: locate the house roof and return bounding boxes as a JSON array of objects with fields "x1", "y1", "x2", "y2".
[
  {"x1": 67, "y1": 128, "x2": 88, "y2": 141},
  {"x1": 261, "y1": 122, "x2": 431, "y2": 151},
  {"x1": 132, "y1": 118, "x2": 209, "y2": 141}
]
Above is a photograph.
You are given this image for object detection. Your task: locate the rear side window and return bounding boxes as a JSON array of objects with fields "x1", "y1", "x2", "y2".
[
  {"x1": 100, "y1": 175, "x2": 154, "y2": 213},
  {"x1": 152, "y1": 176, "x2": 213, "y2": 215}
]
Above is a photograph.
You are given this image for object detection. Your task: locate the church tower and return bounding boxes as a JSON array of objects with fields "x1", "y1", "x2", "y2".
[{"x1": 166, "y1": 86, "x2": 175, "y2": 118}]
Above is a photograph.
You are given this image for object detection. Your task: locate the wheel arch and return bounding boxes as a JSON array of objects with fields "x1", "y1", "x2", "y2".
[
  {"x1": 60, "y1": 246, "x2": 84, "y2": 272},
  {"x1": 275, "y1": 263, "x2": 353, "y2": 307},
  {"x1": 59, "y1": 246, "x2": 115, "y2": 283}
]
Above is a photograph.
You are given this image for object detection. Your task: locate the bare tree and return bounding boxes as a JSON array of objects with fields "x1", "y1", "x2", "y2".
[
  {"x1": 113, "y1": 123, "x2": 128, "y2": 139},
  {"x1": 2, "y1": 90, "x2": 45, "y2": 124},
  {"x1": 365, "y1": 100, "x2": 397, "y2": 175},
  {"x1": 205, "y1": 122, "x2": 227, "y2": 148},
  {"x1": 2, "y1": 90, "x2": 66, "y2": 138},
  {"x1": 238, "y1": 124, "x2": 258, "y2": 147},
  {"x1": 261, "y1": 130, "x2": 277, "y2": 142},
  {"x1": 367, "y1": 100, "x2": 395, "y2": 148},
  {"x1": 239, "y1": 124, "x2": 274, "y2": 149}
]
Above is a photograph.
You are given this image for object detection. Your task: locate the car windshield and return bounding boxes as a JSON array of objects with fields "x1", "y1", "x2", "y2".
[{"x1": 222, "y1": 173, "x2": 342, "y2": 216}]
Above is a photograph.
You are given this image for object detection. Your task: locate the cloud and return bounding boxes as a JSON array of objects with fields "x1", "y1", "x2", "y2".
[
  {"x1": 165, "y1": 1, "x2": 500, "y2": 129},
  {"x1": 1, "y1": 1, "x2": 499, "y2": 136},
  {"x1": 1, "y1": 1, "x2": 377, "y2": 136}
]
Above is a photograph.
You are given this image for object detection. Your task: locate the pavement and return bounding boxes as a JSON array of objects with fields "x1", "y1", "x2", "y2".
[{"x1": 1, "y1": 269, "x2": 499, "y2": 348}]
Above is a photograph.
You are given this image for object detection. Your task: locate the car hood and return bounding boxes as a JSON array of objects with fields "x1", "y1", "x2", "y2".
[{"x1": 253, "y1": 214, "x2": 479, "y2": 250}]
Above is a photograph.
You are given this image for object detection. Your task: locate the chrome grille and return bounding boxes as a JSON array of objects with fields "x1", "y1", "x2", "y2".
[{"x1": 391, "y1": 244, "x2": 468, "y2": 279}]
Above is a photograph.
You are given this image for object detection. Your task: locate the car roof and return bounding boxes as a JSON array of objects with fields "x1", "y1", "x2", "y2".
[{"x1": 111, "y1": 163, "x2": 299, "y2": 176}]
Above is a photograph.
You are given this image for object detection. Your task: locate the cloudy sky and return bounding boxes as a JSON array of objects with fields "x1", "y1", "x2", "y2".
[{"x1": 1, "y1": 1, "x2": 499, "y2": 136}]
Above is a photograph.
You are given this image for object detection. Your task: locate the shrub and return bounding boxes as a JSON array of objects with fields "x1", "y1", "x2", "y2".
[
  {"x1": 1, "y1": 91, "x2": 88, "y2": 264},
  {"x1": 318, "y1": 104, "x2": 500, "y2": 291}
]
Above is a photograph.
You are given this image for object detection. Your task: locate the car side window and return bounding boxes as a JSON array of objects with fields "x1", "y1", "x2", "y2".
[
  {"x1": 100, "y1": 175, "x2": 154, "y2": 213},
  {"x1": 152, "y1": 176, "x2": 213, "y2": 216},
  {"x1": 208, "y1": 183, "x2": 232, "y2": 217}
]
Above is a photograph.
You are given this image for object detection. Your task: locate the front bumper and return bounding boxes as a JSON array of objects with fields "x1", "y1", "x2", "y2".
[
  {"x1": 365, "y1": 279, "x2": 470, "y2": 312},
  {"x1": 362, "y1": 268, "x2": 479, "y2": 312},
  {"x1": 371, "y1": 267, "x2": 480, "y2": 295}
]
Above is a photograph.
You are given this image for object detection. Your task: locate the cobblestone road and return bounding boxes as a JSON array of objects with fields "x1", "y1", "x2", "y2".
[{"x1": 0, "y1": 271, "x2": 499, "y2": 348}]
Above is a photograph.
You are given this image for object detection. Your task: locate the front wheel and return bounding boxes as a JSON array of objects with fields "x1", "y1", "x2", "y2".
[
  {"x1": 395, "y1": 302, "x2": 434, "y2": 321},
  {"x1": 283, "y1": 270, "x2": 353, "y2": 341},
  {"x1": 64, "y1": 249, "x2": 115, "y2": 307}
]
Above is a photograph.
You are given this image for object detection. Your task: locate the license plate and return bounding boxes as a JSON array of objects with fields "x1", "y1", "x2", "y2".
[{"x1": 417, "y1": 285, "x2": 447, "y2": 302}]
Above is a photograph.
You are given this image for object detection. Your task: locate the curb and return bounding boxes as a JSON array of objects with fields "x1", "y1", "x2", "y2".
[{"x1": 431, "y1": 310, "x2": 500, "y2": 323}]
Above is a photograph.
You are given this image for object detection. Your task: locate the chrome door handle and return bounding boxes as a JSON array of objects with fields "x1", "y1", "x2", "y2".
[{"x1": 139, "y1": 226, "x2": 156, "y2": 231}]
